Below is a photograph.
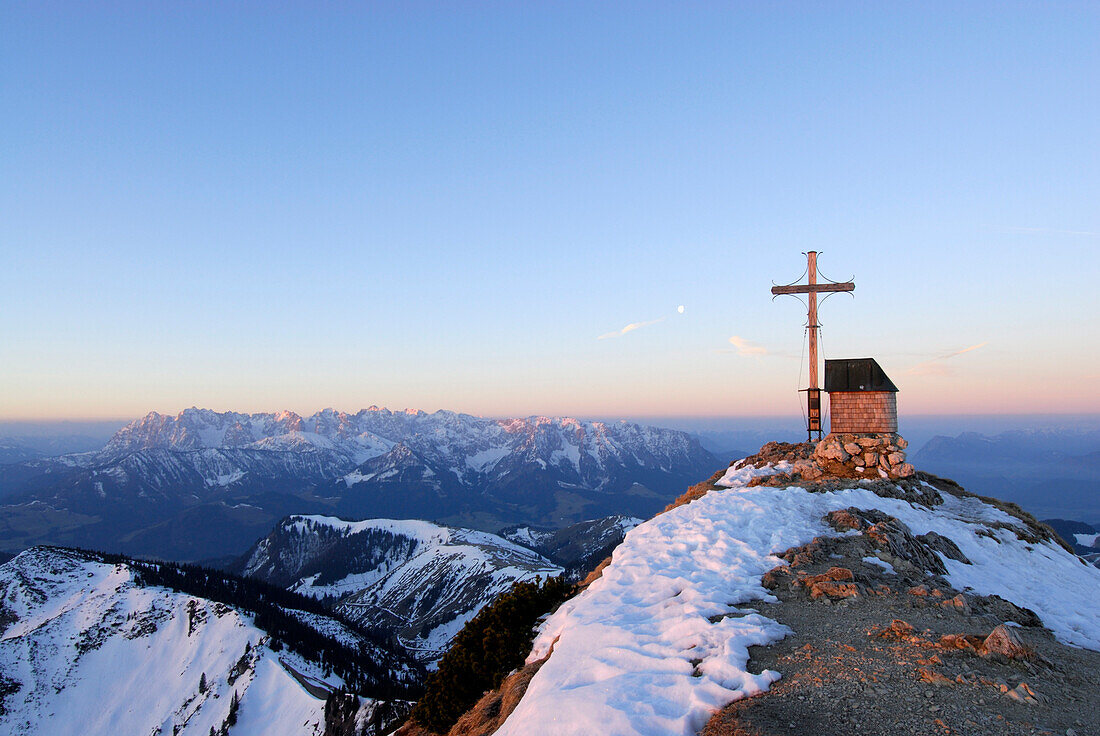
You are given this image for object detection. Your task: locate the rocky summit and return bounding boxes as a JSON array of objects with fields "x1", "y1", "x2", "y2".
[{"x1": 403, "y1": 440, "x2": 1100, "y2": 736}]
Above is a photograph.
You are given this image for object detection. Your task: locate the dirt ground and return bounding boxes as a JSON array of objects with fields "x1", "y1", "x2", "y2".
[{"x1": 701, "y1": 528, "x2": 1100, "y2": 736}]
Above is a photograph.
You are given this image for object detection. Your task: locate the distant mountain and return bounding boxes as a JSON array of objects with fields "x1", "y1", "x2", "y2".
[
  {"x1": 1042, "y1": 518, "x2": 1100, "y2": 567},
  {"x1": 500, "y1": 515, "x2": 642, "y2": 579},
  {"x1": 234, "y1": 515, "x2": 562, "y2": 663},
  {"x1": 0, "y1": 546, "x2": 420, "y2": 736},
  {"x1": 0, "y1": 433, "x2": 120, "y2": 466},
  {"x1": 0, "y1": 440, "x2": 41, "y2": 466},
  {"x1": 0, "y1": 408, "x2": 716, "y2": 561},
  {"x1": 912, "y1": 428, "x2": 1100, "y2": 524},
  {"x1": 2, "y1": 434, "x2": 114, "y2": 459}
]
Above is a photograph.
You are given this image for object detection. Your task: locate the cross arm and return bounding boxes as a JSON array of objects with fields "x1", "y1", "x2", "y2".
[{"x1": 771, "y1": 282, "x2": 855, "y2": 296}]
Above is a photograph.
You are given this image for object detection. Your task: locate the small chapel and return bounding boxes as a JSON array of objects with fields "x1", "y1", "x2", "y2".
[
  {"x1": 824, "y1": 358, "x2": 898, "y2": 434},
  {"x1": 772, "y1": 253, "x2": 913, "y2": 478}
]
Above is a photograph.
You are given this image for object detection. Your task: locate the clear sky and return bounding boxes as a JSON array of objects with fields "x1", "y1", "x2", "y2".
[{"x1": 2, "y1": 2, "x2": 1098, "y2": 421}]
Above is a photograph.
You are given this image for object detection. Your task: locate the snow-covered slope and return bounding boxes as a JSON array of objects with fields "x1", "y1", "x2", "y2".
[
  {"x1": 492, "y1": 461, "x2": 1100, "y2": 736},
  {"x1": 237, "y1": 515, "x2": 562, "y2": 663},
  {"x1": 0, "y1": 547, "x2": 410, "y2": 736}
]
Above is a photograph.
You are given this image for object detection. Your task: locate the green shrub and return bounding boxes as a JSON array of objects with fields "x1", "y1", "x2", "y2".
[{"x1": 410, "y1": 576, "x2": 574, "y2": 733}]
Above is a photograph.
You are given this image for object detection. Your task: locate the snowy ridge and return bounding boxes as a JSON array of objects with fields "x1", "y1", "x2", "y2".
[
  {"x1": 0, "y1": 547, "x2": 347, "y2": 736},
  {"x1": 495, "y1": 462, "x2": 1100, "y2": 736},
  {"x1": 287, "y1": 514, "x2": 556, "y2": 560},
  {"x1": 237, "y1": 515, "x2": 562, "y2": 663}
]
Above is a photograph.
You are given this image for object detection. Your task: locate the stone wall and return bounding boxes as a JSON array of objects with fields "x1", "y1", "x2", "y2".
[
  {"x1": 813, "y1": 432, "x2": 914, "y2": 479},
  {"x1": 829, "y1": 392, "x2": 897, "y2": 433}
]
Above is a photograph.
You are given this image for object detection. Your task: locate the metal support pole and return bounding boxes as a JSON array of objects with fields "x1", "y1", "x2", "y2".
[{"x1": 807, "y1": 251, "x2": 820, "y2": 441}]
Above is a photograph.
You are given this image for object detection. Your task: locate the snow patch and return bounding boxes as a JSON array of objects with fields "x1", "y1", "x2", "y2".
[
  {"x1": 205, "y1": 470, "x2": 246, "y2": 487},
  {"x1": 1075, "y1": 533, "x2": 1099, "y2": 548},
  {"x1": 862, "y1": 556, "x2": 896, "y2": 574},
  {"x1": 465, "y1": 447, "x2": 510, "y2": 472}
]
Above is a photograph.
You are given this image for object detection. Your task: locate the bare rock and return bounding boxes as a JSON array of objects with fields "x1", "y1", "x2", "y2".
[
  {"x1": 975, "y1": 595, "x2": 1043, "y2": 628},
  {"x1": 917, "y1": 531, "x2": 971, "y2": 564},
  {"x1": 918, "y1": 667, "x2": 956, "y2": 687},
  {"x1": 799, "y1": 567, "x2": 860, "y2": 601},
  {"x1": 1005, "y1": 681, "x2": 1043, "y2": 705},
  {"x1": 983, "y1": 624, "x2": 1033, "y2": 661},
  {"x1": 821, "y1": 566, "x2": 855, "y2": 582},
  {"x1": 810, "y1": 581, "x2": 860, "y2": 600},
  {"x1": 938, "y1": 633, "x2": 983, "y2": 653},
  {"x1": 781, "y1": 538, "x2": 829, "y2": 568},
  {"x1": 823, "y1": 508, "x2": 868, "y2": 532},
  {"x1": 866, "y1": 517, "x2": 949, "y2": 575},
  {"x1": 874, "y1": 619, "x2": 923, "y2": 643},
  {"x1": 761, "y1": 565, "x2": 793, "y2": 590},
  {"x1": 736, "y1": 441, "x2": 815, "y2": 469},
  {"x1": 939, "y1": 594, "x2": 971, "y2": 615}
]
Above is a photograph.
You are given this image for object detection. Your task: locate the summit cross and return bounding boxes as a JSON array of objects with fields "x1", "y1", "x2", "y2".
[{"x1": 771, "y1": 251, "x2": 855, "y2": 440}]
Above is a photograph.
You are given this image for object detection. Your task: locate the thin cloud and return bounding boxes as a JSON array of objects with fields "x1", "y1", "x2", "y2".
[
  {"x1": 906, "y1": 342, "x2": 988, "y2": 376},
  {"x1": 941, "y1": 342, "x2": 987, "y2": 359},
  {"x1": 596, "y1": 304, "x2": 688, "y2": 340},
  {"x1": 714, "y1": 336, "x2": 798, "y2": 358},
  {"x1": 726, "y1": 335, "x2": 768, "y2": 356},
  {"x1": 597, "y1": 318, "x2": 665, "y2": 340}
]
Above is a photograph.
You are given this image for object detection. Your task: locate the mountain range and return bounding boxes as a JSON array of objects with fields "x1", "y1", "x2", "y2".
[
  {"x1": 0, "y1": 407, "x2": 717, "y2": 561},
  {"x1": 913, "y1": 428, "x2": 1100, "y2": 524}
]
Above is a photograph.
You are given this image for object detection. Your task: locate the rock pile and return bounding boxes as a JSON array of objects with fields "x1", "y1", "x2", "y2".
[
  {"x1": 734, "y1": 441, "x2": 816, "y2": 469},
  {"x1": 813, "y1": 432, "x2": 915, "y2": 479}
]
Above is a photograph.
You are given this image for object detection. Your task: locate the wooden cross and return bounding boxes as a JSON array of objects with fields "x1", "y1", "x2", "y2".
[{"x1": 771, "y1": 251, "x2": 855, "y2": 440}]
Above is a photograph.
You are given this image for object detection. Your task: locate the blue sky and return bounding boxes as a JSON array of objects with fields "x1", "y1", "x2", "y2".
[{"x1": 2, "y1": 2, "x2": 1098, "y2": 420}]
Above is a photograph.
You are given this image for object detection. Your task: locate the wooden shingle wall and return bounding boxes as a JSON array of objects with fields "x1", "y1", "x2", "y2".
[{"x1": 829, "y1": 392, "x2": 897, "y2": 433}]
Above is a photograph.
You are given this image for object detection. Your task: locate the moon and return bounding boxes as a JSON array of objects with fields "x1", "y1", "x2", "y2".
[{"x1": 677, "y1": 305, "x2": 685, "y2": 314}]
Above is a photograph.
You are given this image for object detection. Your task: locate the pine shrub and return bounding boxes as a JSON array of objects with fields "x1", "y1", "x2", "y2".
[{"x1": 410, "y1": 576, "x2": 573, "y2": 733}]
